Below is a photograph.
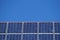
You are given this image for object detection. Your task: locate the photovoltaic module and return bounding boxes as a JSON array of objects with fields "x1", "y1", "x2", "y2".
[{"x1": 0, "y1": 22, "x2": 60, "y2": 40}]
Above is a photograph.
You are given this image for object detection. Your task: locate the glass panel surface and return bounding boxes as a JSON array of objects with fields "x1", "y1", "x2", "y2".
[
  {"x1": 7, "y1": 34, "x2": 21, "y2": 40},
  {"x1": 39, "y1": 34, "x2": 53, "y2": 40},
  {"x1": 0, "y1": 35, "x2": 5, "y2": 40},
  {"x1": 39, "y1": 23, "x2": 53, "y2": 33},
  {"x1": 55, "y1": 23, "x2": 60, "y2": 33},
  {"x1": 23, "y1": 34, "x2": 37, "y2": 40},
  {"x1": 0, "y1": 23, "x2": 7, "y2": 33},
  {"x1": 8, "y1": 23, "x2": 22, "y2": 33},
  {"x1": 55, "y1": 34, "x2": 60, "y2": 40},
  {"x1": 23, "y1": 23, "x2": 37, "y2": 33}
]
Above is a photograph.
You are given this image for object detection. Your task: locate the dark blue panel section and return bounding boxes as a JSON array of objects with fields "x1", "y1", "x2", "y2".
[
  {"x1": 55, "y1": 34, "x2": 60, "y2": 40},
  {"x1": 0, "y1": 23, "x2": 7, "y2": 33},
  {"x1": 23, "y1": 23, "x2": 37, "y2": 33},
  {"x1": 8, "y1": 23, "x2": 22, "y2": 33},
  {"x1": 55, "y1": 23, "x2": 60, "y2": 33},
  {"x1": 39, "y1": 23, "x2": 53, "y2": 33},
  {"x1": 39, "y1": 34, "x2": 53, "y2": 40},
  {"x1": 23, "y1": 34, "x2": 37, "y2": 40},
  {"x1": 7, "y1": 34, "x2": 21, "y2": 40},
  {"x1": 0, "y1": 35, "x2": 5, "y2": 40}
]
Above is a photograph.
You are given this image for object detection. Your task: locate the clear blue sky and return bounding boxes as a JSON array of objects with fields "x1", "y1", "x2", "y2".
[{"x1": 0, "y1": 0, "x2": 60, "y2": 22}]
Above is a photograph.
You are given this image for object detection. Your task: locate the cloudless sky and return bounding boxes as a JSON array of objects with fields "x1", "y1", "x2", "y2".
[{"x1": 0, "y1": 0, "x2": 60, "y2": 22}]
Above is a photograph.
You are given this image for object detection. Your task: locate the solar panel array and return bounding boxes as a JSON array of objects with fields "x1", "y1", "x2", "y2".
[{"x1": 0, "y1": 22, "x2": 60, "y2": 40}]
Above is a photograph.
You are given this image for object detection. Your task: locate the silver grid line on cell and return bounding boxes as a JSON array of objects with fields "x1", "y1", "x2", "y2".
[
  {"x1": 5, "y1": 22, "x2": 9, "y2": 40},
  {"x1": 21, "y1": 22, "x2": 24, "y2": 40},
  {"x1": 53, "y1": 22, "x2": 55, "y2": 40},
  {"x1": 0, "y1": 33, "x2": 60, "y2": 35},
  {"x1": 37, "y1": 22, "x2": 39, "y2": 40}
]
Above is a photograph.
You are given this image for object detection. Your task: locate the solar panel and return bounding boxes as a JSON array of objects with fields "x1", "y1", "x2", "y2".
[
  {"x1": 55, "y1": 23, "x2": 60, "y2": 33},
  {"x1": 39, "y1": 34, "x2": 53, "y2": 40},
  {"x1": 23, "y1": 23, "x2": 37, "y2": 33},
  {"x1": 7, "y1": 34, "x2": 21, "y2": 40},
  {"x1": 0, "y1": 23, "x2": 7, "y2": 33},
  {"x1": 8, "y1": 23, "x2": 22, "y2": 33},
  {"x1": 23, "y1": 34, "x2": 37, "y2": 40},
  {"x1": 0, "y1": 34, "x2": 5, "y2": 40},
  {"x1": 0, "y1": 22, "x2": 60, "y2": 40},
  {"x1": 55, "y1": 34, "x2": 60, "y2": 40},
  {"x1": 39, "y1": 22, "x2": 53, "y2": 33}
]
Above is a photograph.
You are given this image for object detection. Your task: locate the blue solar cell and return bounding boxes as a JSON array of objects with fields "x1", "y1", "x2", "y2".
[
  {"x1": 23, "y1": 34, "x2": 37, "y2": 40},
  {"x1": 23, "y1": 23, "x2": 37, "y2": 33},
  {"x1": 0, "y1": 35, "x2": 5, "y2": 40},
  {"x1": 55, "y1": 34, "x2": 60, "y2": 40},
  {"x1": 7, "y1": 34, "x2": 21, "y2": 40},
  {"x1": 55, "y1": 23, "x2": 60, "y2": 33},
  {"x1": 39, "y1": 34, "x2": 53, "y2": 40},
  {"x1": 0, "y1": 23, "x2": 7, "y2": 33},
  {"x1": 39, "y1": 23, "x2": 53, "y2": 33},
  {"x1": 8, "y1": 23, "x2": 22, "y2": 33}
]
